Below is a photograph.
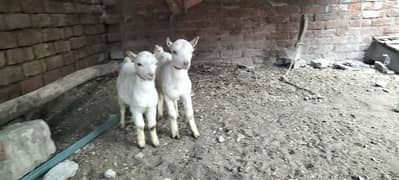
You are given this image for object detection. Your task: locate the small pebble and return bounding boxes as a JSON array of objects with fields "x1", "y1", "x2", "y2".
[
  {"x1": 104, "y1": 169, "x2": 116, "y2": 179},
  {"x1": 217, "y1": 136, "x2": 225, "y2": 143},
  {"x1": 382, "y1": 88, "x2": 391, "y2": 93},
  {"x1": 134, "y1": 152, "x2": 144, "y2": 159}
]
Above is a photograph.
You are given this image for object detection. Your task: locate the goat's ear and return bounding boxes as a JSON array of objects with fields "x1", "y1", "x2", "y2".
[
  {"x1": 126, "y1": 51, "x2": 137, "y2": 59},
  {"x1": 166, "y1": 37, "x2": 173, "y2": 48},
  {"x1": 190, "y1": 36, "x2": 200, "y2": 48}
]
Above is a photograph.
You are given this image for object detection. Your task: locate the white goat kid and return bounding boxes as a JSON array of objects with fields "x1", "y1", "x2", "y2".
[
  {"x1": 154, "y1": 44, "x2": 172, "y2": 65},
  {"x1": 156, "y1": 36, "x2": 200, "y2": 139},
  {"x1": 117, "y1": 51, "x2": 159, "y2": 148}
]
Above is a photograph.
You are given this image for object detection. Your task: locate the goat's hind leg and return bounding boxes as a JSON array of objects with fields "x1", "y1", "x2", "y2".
[{"x1": 118, "y1": 98, "x2": 126, "y2": 128}]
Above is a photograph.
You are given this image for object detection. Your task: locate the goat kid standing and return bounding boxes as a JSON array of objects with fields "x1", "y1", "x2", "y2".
[
  {"x1": 117, "y1": 51, "x2": 159, "y2": 148},
  {"x1": 156, "y1": 36, "x2": 200, "y2": 139}
]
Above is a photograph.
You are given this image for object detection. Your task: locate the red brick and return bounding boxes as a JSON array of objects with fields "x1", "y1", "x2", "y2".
[
  {"x1": 43, "y1": 69, "x2": 62, "y2": 84},
  {"x1": 20, "y1": 75, "x2": 43, "y2": 94},
  {"x1": 349, "y1": 3, "x2": 362, "y2": 12},
  {"x1": 0, "y1": 32, "x2": 18, "y2": 49},
  {"x1": 33, "y1": 43, "x2": 56, "y2": 58},
  {"x1": 384, "y1": 26, "x2": 399, "y2": 35},
  {"x1": 22, "y1": 60, "x2": 45, "y2": 77},
  {"x1": 0, "y1": 66, "x2": 24, "y2": 86},
  {"x1": 371, "y1": 18, "x2": 395, "y2": 26},
  {"x1": 0, "y1": 0, "x2": 21, "y2": 12},
  {"x1": 4, "y1": 14, "x2": 31, "y2": 30},
  {"x1": 44, "y1": 55, "x2": 64, "y2": 70},
  {"x1": 75, "y1": 59, "x2": 89, "y2": 70},
  {"x1": 31, "y1": 14, "x2": 51, "y2": 27},
  {"x1": 42, "y1": 28, "x2": 63, "y2": 42},
  {"x1": 277, "y1": 23, "x2": 299, "y2": 32},
  {"x1": 6, "y1": 47, "x2": 35, "y2": 65},
  {"x1": 0, "y1": 51, "x2": 5, "y2": 68},
  {"x1": 17, "y1": 29, "x2": 42, "y2": 46},
  {"x1": 63, "y1": 52, "x2": 76, "y2": 65},
  {"x1": 61, "y1": 64, "x2": 75, "y2": 76},
  {"x1": 70, "y1": 37, "x2": 87, "y2": 49},
  {"x1": 54, "y1": 40, "x2": 71, "y2": 53},
  {"x1": 21, "y1": 0, "x2": 44, "y2": 13},
  {"x1": 0, "y1": 84, "x2": 21, "y2": 103},
  {"x1": 63, "y1": 27, "x2": 74, "y2": 38}
]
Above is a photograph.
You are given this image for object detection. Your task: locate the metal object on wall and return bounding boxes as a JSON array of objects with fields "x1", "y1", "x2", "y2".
[{"x1": 365, "y1": 36, "x2": 399, "y2": 73}]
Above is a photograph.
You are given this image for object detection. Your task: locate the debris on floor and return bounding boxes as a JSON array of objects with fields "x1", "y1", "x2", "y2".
[
  {"x1": 374, "y1": 61, "x2": 389, "y2": 74},
  {"x1": 43, "y1": 160, "x2": 79, "y2": 180},
  {"x1": 104, "y1": 169, "x2": 116, "y2": 179},
  {"x1": 310, "y1": 59, "x2": 330, "y2": 69}
]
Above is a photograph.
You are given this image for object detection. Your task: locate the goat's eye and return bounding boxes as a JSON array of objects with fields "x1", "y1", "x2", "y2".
[
  {"x1": 172, "y1": 50, "x2": 177, "y2": 54},
  {"x1": 137, "y1": 63, "x2": 142, "y2": 66}
]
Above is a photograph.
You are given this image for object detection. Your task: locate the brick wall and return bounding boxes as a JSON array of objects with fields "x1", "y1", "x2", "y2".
[
  {"x1": 0, "y1": 0, "x2": 108, "y2": 103},
  {"x1": 112, "y1": 0, "x2": 399, "y2": 66}
]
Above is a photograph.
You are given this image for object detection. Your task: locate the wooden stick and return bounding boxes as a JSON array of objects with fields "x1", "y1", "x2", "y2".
[{"x1": 0, "y1": 63, "x2": 117, "y2": 126}]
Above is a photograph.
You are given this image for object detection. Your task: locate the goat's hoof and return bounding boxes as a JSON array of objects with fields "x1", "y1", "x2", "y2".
[
  {"x1": 152, "y1": 141, "x2": 160, "y2": 147},
  {"x1": 172, "y1": 133, "x2": 181, "y2": 139},
  {"x1": 193, "y1": 132, "x2": 200, "y2": 139},
  {"x1": 137, "y1": 142, "x2": 146, "y2": 148}
]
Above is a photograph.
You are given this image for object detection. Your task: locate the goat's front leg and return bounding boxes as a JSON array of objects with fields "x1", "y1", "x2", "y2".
[
  {"x1": 132, "y1": 110, "x2": 146, "y2": 148},
  {"x1": 146, "y1": 107, "x2": 159, "y2": 147},
  {"x1": 118, "y1": 98, "x2": 126, "y2": 128},
  {"x1": 165, "y1": 97, "x2": 180, "y2": 139},
  {"x1": 181, "y1": 94, "x2": 200, "y2": 138}
]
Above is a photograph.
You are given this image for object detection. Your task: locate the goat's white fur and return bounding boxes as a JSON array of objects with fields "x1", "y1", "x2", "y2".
[
  {"x1": 117, "y1": 51, "x2": 159, "y2": 148},
  {"x1": 156, "y1": 36, "x2": 200, "y2": 139},
  {"x1": 154, "y1": 44, "x2": 172, "y2": 65}
]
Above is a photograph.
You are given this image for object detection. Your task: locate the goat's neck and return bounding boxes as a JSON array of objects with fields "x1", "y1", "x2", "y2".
[
  {"x1": 134, "y1": 73, "x2": 155, "y2": 88},
  {"x1": 168, "y1": 64, "x2": 189, "y2": 80}
]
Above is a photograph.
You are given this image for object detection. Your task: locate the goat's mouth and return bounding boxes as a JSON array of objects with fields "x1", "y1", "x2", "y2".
[
  {"x1": 137, "y1": 74, "x2": 154, "y2": 81},
  {"x1": 173, "y1": 66, "x2": 189, "y2": 70}
]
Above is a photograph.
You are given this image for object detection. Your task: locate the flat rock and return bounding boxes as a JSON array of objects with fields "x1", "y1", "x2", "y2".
[
  {"x1": 374, "y1": 61, "x2": 388, "y2": 74},
  {"x1": 43, "y1": 160, "x2": 79, "y2": 180},
  {"x1": 310, "y1": 59, "x2": 330, "y2": 69},
  {"x1": 375, "y1": 81, "x2": 387, "y2": 88},
  {"x1": 104, "y1": 169, "x2": 116, "y2": 178},
  {"x1": 0, "y1": 120, "x2": 56, "y2": 180}
]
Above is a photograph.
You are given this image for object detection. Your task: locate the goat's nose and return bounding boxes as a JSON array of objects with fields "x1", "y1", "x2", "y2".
[
  {"x1": 148, "y1": 73, "x2": 154, "y2": 77},
  {"x1": 183, "y1": 61, "x2": 188, "y2": 66}
]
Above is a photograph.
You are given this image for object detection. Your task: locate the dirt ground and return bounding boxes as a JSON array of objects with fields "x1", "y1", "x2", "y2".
[{"x1": 46, "y1": 63, "x2": 399, "y2": 180}]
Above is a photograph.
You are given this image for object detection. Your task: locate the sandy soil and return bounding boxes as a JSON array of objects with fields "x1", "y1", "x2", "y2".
[{"x1": 46, "y1": 63, "x2": 399, "y2": 180}]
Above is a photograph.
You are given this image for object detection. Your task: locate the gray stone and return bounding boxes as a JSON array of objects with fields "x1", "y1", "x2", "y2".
[
  {"x1": 374, "y1": 61, "x2": 388, "y2": 74},
  {"x1": 43, "y1": 160, "x2": 79, "y2": 180},
  {"x1": 104, "y1": 169, "x2": 116, "y2": 178},
  {"x1": 134, "y1": 152, "x2": 144, "y2": 159},
  {"x1": 310, "y1": 59, "x2": 330, "y2": 69},
  {"x1": 110, "y1": 49, "x2": 124, "y2": 60},
  {"x1": 374, "y1": 80, "x2": 387, "y2": 88},
  {"x1": 217, "y1": 136, "x2": 225, "y2": 143},
  {"x1": 0, "y1": 120, "x2": 56, "y2": 180},
  {"x1": 333, "y1": 63, "x2": 349, "y2": 70}
]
